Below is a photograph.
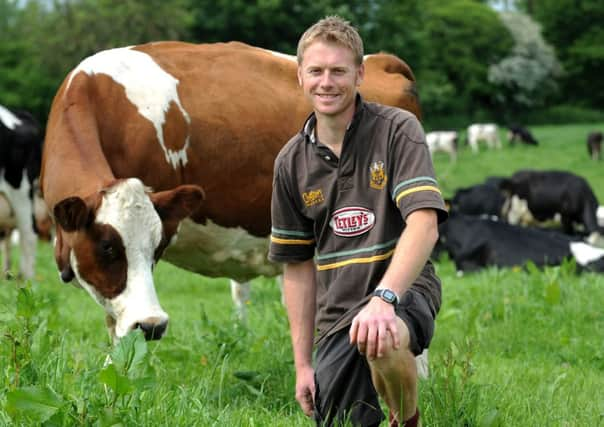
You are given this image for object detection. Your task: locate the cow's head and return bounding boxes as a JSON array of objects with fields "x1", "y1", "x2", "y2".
[{"x1": 52, "y1": 178, "x2": 204, "y2": 343}]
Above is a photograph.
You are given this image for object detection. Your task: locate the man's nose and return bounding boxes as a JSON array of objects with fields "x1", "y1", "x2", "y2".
[{"x1": 320, "y1": 71, "x2": 334, "y2": 86}]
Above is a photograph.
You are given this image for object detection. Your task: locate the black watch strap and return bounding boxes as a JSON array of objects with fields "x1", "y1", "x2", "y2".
[{"x1": 372, "y1": 288, "x2": 399, "y2": 306}]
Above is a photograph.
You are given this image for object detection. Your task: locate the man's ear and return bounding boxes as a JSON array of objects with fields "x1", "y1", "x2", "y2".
[
  {"x1": 150, "y1": 185, "x2": 205, "y2": 223},
  {"x1": 356, "y1": 63, "x2": 365, "y2": 86},
  {"x1": 53, "y1": 196, "x2": 94, "y2": 232}
]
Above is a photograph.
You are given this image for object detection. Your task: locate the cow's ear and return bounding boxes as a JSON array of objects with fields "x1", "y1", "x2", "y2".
[
  {"x1": 151, "y1": 185, "x2": 204, "y2": 222},
  {"x1": 54, "y1": 196, "x2": 93, "y2": 232}
]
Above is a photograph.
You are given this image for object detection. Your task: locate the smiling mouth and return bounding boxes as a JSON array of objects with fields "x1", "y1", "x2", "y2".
[{"x1": 317, "y1": 94, "x2": 339, "y2": 99}]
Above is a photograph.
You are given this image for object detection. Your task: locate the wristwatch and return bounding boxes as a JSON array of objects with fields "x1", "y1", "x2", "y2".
[{"x1": 372, "y1": 288, "x2": 399, "y2": 306}]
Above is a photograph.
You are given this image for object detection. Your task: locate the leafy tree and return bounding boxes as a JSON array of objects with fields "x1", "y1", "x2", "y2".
[
  {"x1": 0, "y1": 0, "x2": 54, "y2": 120},
  {"x1": 188, "y1": 0, "x2": 356, "y2": 54},
  {"x1": 488, "y1": 12, "x2": 562, "y2": 113},
  {"x1": 37, "y1": 0, "x2": 193, "y2": 83},
  {"x1": 419, "y1": 0, "x2": 513, "y2": 119},
  {"x1": 529, "y1": 0, "x2": 604, "y2": 108},
  {"x1": 356, "y1": 0, "x2": 428, "y2": 71}
]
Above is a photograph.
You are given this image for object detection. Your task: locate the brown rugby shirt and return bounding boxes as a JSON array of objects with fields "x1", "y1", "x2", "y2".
[{"x1": 269, "y1": 96, "x2": 448, "y2": 344}]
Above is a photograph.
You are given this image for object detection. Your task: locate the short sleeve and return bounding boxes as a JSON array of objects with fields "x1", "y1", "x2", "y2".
[
  {"x1": 268, "y1": 162, "x2": 316, "y2": 263},
  {"x1": 389, "y1": 116, "x2": 448, "y2": 224}
]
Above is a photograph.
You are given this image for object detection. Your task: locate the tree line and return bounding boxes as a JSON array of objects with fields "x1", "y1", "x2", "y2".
[{"x1": 0, "y1": 0, "x2": 602, "y2": 128}]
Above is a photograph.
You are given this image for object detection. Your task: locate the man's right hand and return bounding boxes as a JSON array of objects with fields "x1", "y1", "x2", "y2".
[{"x1": 295, "y1": 365, "x2": 316, "y2": 417}]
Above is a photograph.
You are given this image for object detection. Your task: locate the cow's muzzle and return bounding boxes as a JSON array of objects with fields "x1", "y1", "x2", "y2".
[{"x1": 135, "y1": 317, "x2": 168, "y2": 340}]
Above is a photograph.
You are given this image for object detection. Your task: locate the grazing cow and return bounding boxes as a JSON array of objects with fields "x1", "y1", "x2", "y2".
[
  {"x1": 500, "y1": 170, "x2": 603, "y2": 246},
  {"x1": 449, "y1": 176, "x2": 507, "y2": 219},
  {"x1": 0, "y1": 104, "x2": 44, "y2": 279},
  {"x1": 587, "y1": 131, "x2": 602, "y2": 160},
  {"x1": 467, "y1": 123, "x2": 501, "y2": 153},
  {"x1": 438, "y1": 213, "x2": 604, "y2": 274},
  {"x1": 40, "y1": 41, "x2": 422, "y2": 342},
  {"x1": 425, "y1": 131, "x2": 458, "y2": 162},
  {"x1": 508, "y1": 125, "x2": 538, "y2": 146}
]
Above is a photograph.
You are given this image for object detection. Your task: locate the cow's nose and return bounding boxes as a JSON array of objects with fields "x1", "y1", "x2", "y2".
[
  {"x1": 135, "y1": 318, "x2": 168, "y2": 341},
  {"x1": 60, "y1": 266, "x2": 75, "y2": 283}
]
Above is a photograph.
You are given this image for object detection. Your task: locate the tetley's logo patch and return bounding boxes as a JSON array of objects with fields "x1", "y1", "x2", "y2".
[
  {"x1": 370, "y1": 161, "x2": 387, "y2": 190},
  {"x1": 330, "y1": 207, "x2": 375, "y2": 237},
  {"x1": 303, "y1": 189, "x2": 324, "y2": 207}
]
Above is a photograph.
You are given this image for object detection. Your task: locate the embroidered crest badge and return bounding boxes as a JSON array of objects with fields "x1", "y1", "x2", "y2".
[
  {"x1": 302, "y1": 189, "x2": 325, "y2": 207},
  {"x1": 369, "y1": 161, "x2": 387, "y2": 190}
]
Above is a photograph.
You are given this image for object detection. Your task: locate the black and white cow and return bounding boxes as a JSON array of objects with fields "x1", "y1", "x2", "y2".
[
  {"x1": 587, "y1": 131, "x2": 602, "y2": 160},
  {"x1": 467, "y1": 123, "x2": 501, "y2": 153},
  {"x1": 0, "y1": 104, "x2": 43, "y2": 278},
  {"x1": 508, "y1": 125, "x2": 539, "y2": 146},
  {"x1": 449, "y1": 176, "x2": 507, "y2": 219},
  {"x1": 499, "y1": 170, "x2": 604, "y2": 246},
  {"x1": 426, "y1": 130, "x2": 458, "y2": 162},
  {"x1": 438, "y1": 213, "x2": 604, "y2": 274}
]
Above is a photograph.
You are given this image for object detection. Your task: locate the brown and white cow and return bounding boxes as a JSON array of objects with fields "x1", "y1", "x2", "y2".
[{"x1": 41, "y1": 41, "x2": 421, "y2": 342}]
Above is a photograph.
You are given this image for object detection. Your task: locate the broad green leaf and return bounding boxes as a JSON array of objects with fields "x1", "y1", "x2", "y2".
[
  {"x1": 6, "y1": 385, "x2": 64, "y2": 423},
  {"x1": 99, "y1": 363, "x2": 133, "y2": 395},
  {"x1": 110, "y1": 329, "x2": 148, "y2": 375},
  {"x1": 96, "y1": 407, "x2": 125, "y2": 427}
]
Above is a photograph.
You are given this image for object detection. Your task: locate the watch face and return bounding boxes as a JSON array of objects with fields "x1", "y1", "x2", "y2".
[
  {"x1": 375, "y1": 289, "x2": 397, "y2": 304},
  {"x1": 381, "y1": 289, "x2": 396, "y2": 303}
]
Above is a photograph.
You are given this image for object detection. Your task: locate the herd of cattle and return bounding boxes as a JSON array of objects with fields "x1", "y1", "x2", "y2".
[
  {"x1": 1, "y1": 40, "x2": 603, "y2": 343},
  {"x1": 437, "y1": 171, "x2": 604, "y2": 274},
  {"x1": 425, "y1": 123, "x2": 601, "y2": 163}
]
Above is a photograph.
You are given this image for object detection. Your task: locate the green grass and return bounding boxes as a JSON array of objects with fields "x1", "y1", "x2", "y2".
[{"x1": 1, "y1": 121, "x2": 604, "y2": 426}]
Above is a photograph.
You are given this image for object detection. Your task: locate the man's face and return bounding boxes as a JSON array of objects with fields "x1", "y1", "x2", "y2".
[{"x1": 297, "y1": 41, "x2": 364, "y2": 119}]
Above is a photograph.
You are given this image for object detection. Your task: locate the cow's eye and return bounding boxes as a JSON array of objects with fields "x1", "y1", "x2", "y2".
[{"x1": 100, "y1": 240, "x2": 118, "y2": 261}]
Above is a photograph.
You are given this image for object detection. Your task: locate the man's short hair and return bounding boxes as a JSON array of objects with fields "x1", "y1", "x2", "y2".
[{"x1": 297, "y1": 15, "x2": 364, "y2": 66}]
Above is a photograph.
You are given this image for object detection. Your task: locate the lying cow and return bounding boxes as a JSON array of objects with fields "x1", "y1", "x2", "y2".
[
  {"x1": 508, "y1": 125, "x2": 538, "y2": 146},
  {"x1": 467, "y1": 123, "x2": 501, "y2": 153},
  {"x1": 0, "y1": 104, "x2": 44, "y2": 279},
  {"x1": 500, "y1": 170, "x2": 604, "y2": 246},
  {"x1": 438, "y1": 213, "x2": 604, "y2": 274},
  {"x1": 587, "y1": 131, "x2": 602, "y2": 160},
  {"x1": 41, "y1": 41, "x2": 422, "y2": 342},
  {"x1": 425, "y1": 131, "x2": 457, "y2": 162}
]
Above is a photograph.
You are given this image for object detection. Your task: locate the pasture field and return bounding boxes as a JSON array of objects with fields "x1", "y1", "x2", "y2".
[{"x1": 1, "y1": 121, "x2": 604, "y2": 426}]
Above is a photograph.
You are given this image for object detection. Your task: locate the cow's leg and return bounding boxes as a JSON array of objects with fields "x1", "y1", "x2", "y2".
[
  {"x1": 0, "y1": 232, "x2": 10, "y2": 276},
  {"x1": 230, "y1": 279, "x2": 251, "y2": 320},
  {"x1": 449, "y1": 147, "x2": 457, "y2": 163},
  {"x1": 5, "y1": 179, "x2": 36, "y2": 279},
  {"x1": 230, "y1": 276, "x2": 285, "y2": 320},
  {"x1": 415, "y1": 348, "x2": 429, "y2": 379}
]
